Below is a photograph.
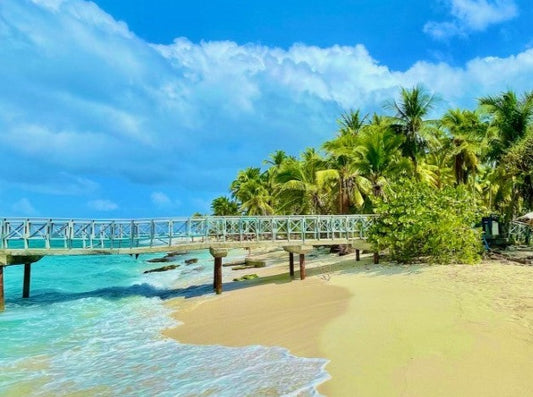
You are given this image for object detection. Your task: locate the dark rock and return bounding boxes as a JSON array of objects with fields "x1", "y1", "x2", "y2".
[
  {"x1": 245, "y1": 258, "x2": 266, "y2": 268},
  {"x1": 231, "y1": 265, "x2": 250, "y2": 270},
  {"x1": 233, "y1": 274, "x2": 259, "y2": 282},
  {"x1": 143, "y1": 264, "x2": 179, "y2": 274},
  {"x1": 147, "y1": 257, "x2": 171, "y2": 263},
  {"x1": 185, "y1": 258, "x2": 199, "y2": 265},
  {"x1": 338, "y1": 244, "x2": 354, "y2": 256},
  {"x1": 223, "y1": 260, "x2": 246, "y2": 267}
]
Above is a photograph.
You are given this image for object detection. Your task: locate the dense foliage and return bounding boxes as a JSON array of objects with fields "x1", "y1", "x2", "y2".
[
  {"x1": 209, "y1": 86, "x2": 533, "y2": 262},
  {"x1": 367, "y1": 180, "x2": 483, "y2": 264}
]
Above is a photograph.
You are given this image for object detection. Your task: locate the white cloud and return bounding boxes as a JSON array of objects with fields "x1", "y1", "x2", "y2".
[
  {"x1": 0, "y1": 0, "x2": 532, "y2": 209},
  {"x1": 11, "y1": 198, "x2": 38, "y2": 216},
  {"x1": 88, "y1": 199, "x2": 118, "y2": 211},
  {"x1": 424, "y1": 0, "x2": 518, "y2": 39},
  {"x1": 151, "y1": 192, "x2": 171, "y2": 207}
]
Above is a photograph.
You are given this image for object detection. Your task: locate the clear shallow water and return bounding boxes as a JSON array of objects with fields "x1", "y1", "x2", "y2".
[{"x1": 0, "y1": 251, "x2": 328, "y2": 396}]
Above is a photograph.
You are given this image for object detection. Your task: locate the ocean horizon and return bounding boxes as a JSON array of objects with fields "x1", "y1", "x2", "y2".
[{"x1": 0, "y1": 250, "x2": 328, "y2": 396}]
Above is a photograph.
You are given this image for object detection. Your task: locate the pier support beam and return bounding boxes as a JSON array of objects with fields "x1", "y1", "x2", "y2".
[
  {"x1": 23, "y1": 263, "x2": 31, "y2": 299},
  {"x1": 289, "y1": 253, "x2": 294, "y2": 278},
  {"x1": 373, "y1": 252, "x2": 380, "y2": 264},
  {"x1": 283, "y1": 245, "x2": 313, "y2": 280},
  {"x1": 0, "y1": 266, "x2": 4, "y2": 312},
  {"x1": 209, "y1": 248, "x2": 228, "y2": 295},
  {"x1": 299, "y1": 254, "x2": 306, "y2": 280},
  {"x1": 355, "y1": 249, "x2": 360, "y2": 262}
]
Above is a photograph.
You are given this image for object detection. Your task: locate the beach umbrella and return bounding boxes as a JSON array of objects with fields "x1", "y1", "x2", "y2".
[{"x1": 516, "y1": 212, "x2": 533, "y2": 226}]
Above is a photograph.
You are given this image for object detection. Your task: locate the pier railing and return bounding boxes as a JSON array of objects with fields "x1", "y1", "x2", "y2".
[
  {"x1": 508, "y1": 220, "x2": 532, "y2": 245},
  {"x1": 0, "y1": 215, "x2": 376, "y2": 251}
]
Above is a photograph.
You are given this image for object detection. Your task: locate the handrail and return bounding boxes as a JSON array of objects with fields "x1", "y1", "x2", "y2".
[{"x1": 0, "y1": 215, "x2": 376, "y2": 251}]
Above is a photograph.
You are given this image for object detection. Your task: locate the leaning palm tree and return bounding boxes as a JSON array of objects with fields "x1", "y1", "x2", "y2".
[{"x1": 386, "y1": 85, "x2": 437, "y2": 174}]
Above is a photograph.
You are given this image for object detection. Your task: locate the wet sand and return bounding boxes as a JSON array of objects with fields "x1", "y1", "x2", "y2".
[{"x1": 164, "y1": 252, "x2": 533, "y2": 396}]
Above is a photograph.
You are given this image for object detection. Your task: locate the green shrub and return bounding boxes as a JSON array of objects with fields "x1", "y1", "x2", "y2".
[{"x1": 368, "y1": 180, "x2": 483, "y2": 264}]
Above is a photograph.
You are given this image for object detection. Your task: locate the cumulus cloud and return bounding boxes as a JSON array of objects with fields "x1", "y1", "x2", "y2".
[
  {"x1": 0, "y1": 0, "x2": 532, "y2": 215},
  {"x1": 424, "y1": 0, "x2": 518, "y2": 39},
  {"x1": 11, "y1": 198, "x2": 38, "y2": 216},
  {"x1": 88, "y1": 199, "x2": 118, "y2": 211}
]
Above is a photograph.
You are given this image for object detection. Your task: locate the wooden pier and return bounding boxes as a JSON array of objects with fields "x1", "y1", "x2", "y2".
[{"x1": 0, "y1": 215, "x2": 375, "y2": 310}]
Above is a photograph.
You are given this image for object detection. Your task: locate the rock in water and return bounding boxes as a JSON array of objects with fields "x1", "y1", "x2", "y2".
[
  {"x1": 185, "y1": 258, "x2": 199, "y2": 265},
  {"x1": 143, "y1": 264, "x2": 179, "y2": 274},
  {"x1": 233, "y1": 274, "x2": 259, "y2": 282}
]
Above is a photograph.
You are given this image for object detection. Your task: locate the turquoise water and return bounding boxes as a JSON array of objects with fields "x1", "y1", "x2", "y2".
[{"x1": 0, "y1": 251, "x2": 328, "y2": 396}]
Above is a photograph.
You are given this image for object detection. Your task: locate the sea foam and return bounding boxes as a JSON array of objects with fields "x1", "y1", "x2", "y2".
[{"x1": 0, "y1": 251, "x2": 328, "y2": 396}]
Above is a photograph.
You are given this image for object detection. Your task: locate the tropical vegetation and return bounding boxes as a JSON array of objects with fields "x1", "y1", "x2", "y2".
[{"x1": 210, "y1": 86, "x2": 533, "y2": 263}]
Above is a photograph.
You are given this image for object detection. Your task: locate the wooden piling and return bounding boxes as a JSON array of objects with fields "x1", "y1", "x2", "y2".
[
  {"x1": 289, "y1": 252, "x2": 294, "y2": 278},
  {"x1": 214, "y1": 257, "x2": 222, "y2": 294},
  {"x1": 373, "y1": 252, "x2": 379, "y2": 264},
  {"x1": 213, "y1": 260, "x2": 217, "y2": 289},
  {"x1": 299, "y1": 253, "x2": 306, "y2": 280},
  {"x1": 209, "y1": 247, "x2": 228, "y2": 295},
  {"x1": 356, "y1": 249, "x2": 360, "y2": 261},
  {"x1": 23, "y1": 263, "x2": 31, "y2": 299},
  {"x1": 0, "y1": 266, "x2": 4, "y2": 312}
]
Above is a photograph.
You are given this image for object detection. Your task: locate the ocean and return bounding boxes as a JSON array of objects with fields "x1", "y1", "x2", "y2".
[{"x1": 0, "y1": 250, "x2": 328, "y2": 396}]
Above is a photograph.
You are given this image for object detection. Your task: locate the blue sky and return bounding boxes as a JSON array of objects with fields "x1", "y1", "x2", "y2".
[{"x1": 1, "y1": 0, "x2": 532, "y2": 218}]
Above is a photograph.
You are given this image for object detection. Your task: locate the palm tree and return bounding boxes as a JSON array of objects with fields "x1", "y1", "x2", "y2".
[
  {"x1": 239, "y1": 183, "x2": 274, "y2": 215},
  {"x1": 353, "y1": 123, "x2": 408, "y2": 199},
  {"x1": 387, "y1": 85, "x2": 437, "y2": 174},
  {"x1": 275, "y1": 148, "x2": 330, "y2": 214},
  {"x1": 337, "y1": 110, "x2": 368, "y2": 136},
  {"x1": 479, "y1": 90, "x2": 533, "y2": 162},
  {"x1": 440, "y1": 109, "x2": 487, "y2": 185},
  {"x1": 322, "y1": 111, "x2": 371, "y2": 213},
  {"x1": 211, "y1": 196, "x2": 240, "y2": 216},
  {"x1": 230, "y1": 167, "x2": 273, "y2": 215}
]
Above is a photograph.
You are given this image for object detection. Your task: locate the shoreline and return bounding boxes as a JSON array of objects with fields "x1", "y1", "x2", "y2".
[{"x1": 163, "y1": 249, "x2": 533, "y2": 396}]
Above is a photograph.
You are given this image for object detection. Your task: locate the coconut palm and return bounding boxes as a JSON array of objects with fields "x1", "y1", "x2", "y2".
[
  {"x1": 337, "y1": 110, "x2": 368, "y2": 136},
  {"x1": 275, "y1": 148, "x2": 330, "y2": 214},
  {"x1": 352, "y1": 123, "x2": 408, "y2": 199},
  {"x1": 440, "y1": 109, "x2": 488, "y2": 185},
  {"x1": 387, "y1": 85, "x2": 437, "y2": 173},
  {"x1": 479, "y1": 90, "x2": 533, "y2": 162},
  {"x1": 230, "y1": 167, "x2": 273, "y2": 215},
  {"x1": 211, "y1": 196, "x2": 240, "y2": 216},
  {"x1": 322, "y1": 111, "x2": 373, "y2": 213}
]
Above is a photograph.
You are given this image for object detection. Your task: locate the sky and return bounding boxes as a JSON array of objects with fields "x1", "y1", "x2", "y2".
[{"x1": 1, "y1": 0, "x2": 532, "y2": 218}]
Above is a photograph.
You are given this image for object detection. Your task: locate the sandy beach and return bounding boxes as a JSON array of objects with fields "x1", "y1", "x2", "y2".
[{"x1": 164, "y1": 249, "x2": 533, "y2": 396}]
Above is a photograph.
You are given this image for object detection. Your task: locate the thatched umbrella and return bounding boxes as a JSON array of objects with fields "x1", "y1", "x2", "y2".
[{"x1": 516, "y1": 212, "x2": 533, "y2": 226}]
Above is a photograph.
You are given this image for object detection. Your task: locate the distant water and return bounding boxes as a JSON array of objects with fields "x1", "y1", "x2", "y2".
[{"x1": 0, "y1": 250, "x2": 328, "y2": 396}]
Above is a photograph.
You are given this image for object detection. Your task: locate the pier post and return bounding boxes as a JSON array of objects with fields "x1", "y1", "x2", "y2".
[
  {"x1": 299, "y1": 253, "x2": 306, "y2": 280},
  {"x1": 355, "y1": 249, "x2": 360, "y2": 261},
  {"x1": 373, "y1": 252, "x2": 379, "y2": 264},
  {"x1": 214, "y1": 257, "x2": 222, "y2": 294},
  {"x1": 0, "y1": 266, "x2": 4, "y2": 312},
  {"x1": 23, "y1": 263, "x2": 31, "y2": 298},
  {"x1": 209, "y1": 248, "x2": 228, "y2": 295},
  {"x1": 289, "y1": 252, "x2": 294, "y2": 278},
  {"x1": 283, "y1": 246, "x2": 313, "y2": 281}
]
